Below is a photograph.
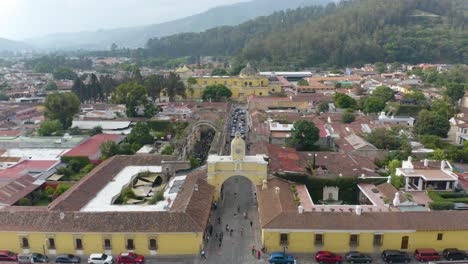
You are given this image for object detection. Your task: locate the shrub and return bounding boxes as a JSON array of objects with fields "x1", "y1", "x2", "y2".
[
  {"x1": 161, "y1": 145, "x2": 174, "y2": 155},
  {"x1": 429, "y1": 201, "x2": 454, "y2": 210},
  {"x1": 17, "y1": 197, "x2": 32, "y2": 206},
  {"x1": 81, "y1": 164, "x2": 96, "y2": 174}
]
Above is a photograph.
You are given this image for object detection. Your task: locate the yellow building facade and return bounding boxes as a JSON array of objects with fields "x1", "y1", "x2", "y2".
[
  {"x1": 207, "y1": 132, "x2": 268, "y2": 200},
  {"x1": 257, "y1": 178, "x2": 468, "y2": 254},
  {"x1": 0, "y1": 232, "x2": 202, "y2": 256},
  {"x1": 187, "y1": 64, "x2": 280, "y2": 100}
]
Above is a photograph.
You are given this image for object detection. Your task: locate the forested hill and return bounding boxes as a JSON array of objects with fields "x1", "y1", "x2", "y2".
[{"x1": 145, "y1": 0, "x2": 467, "y2": 68}]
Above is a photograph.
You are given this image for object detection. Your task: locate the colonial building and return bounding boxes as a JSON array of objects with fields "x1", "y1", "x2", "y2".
[{"x1": 188, "y1": 63, "x2": 280, "y2": 100}]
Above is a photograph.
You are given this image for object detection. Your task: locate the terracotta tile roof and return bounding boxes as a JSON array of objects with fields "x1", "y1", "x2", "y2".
[
  {"x1": 49, "y1": 155, "x2": 174, "y2": 211},
  {"x1": 0, "y1": 130, "x2": 22, "y2": 137},
  {"x1": 63, "y1": 134, "x2": 124, "y2": 160},
  {"x1": 0, "y1": 160, "x2": 58, "y2": 180},
  {"x1": 307, "y1": 152, "x2": 378, "y2": 178},
  {"x1": 263, "y1": 211, "x2": 468, "y2": 231},
  {"x1": 256, "y1": 178, "x2": 298, "y2": 227},
  {"x1": 0, "y1": 175, "x2": 39, "y2": 206},
  {"x1": 0, "y1": 210, "x2": 205, "y2": 233},
  {"x1": 376, "y1": 182, "x2": 407, "y2": 203},
  {"x1": 0, "y1": 157, "x2": 21, "y2": 162},
  {"x1": 266, "y1": 144, "x2": 307, "y2": 174}
]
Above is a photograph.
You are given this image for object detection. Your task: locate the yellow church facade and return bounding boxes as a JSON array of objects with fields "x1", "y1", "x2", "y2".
[{"x1": 184, "y1": 64, "x2": 280, "y2": 100}]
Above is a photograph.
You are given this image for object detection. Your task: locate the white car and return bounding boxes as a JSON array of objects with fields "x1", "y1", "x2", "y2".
[{"x1": 88, "y1": 254, "x2": 113, "y2": 264}]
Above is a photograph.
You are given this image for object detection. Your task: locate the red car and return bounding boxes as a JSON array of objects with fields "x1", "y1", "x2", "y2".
[
  {"x1": 0, "y1": 251, "x2": 17, "y2": 261},
  {"x1": 116, "y1": 253, "x2": 144, "y2": 264},
  {"x1": 415, "y1": 248, "x2": 441, "y2": 262},
  {"x1": 315, "y1": 251, "x2": 343, "y2": 263}
]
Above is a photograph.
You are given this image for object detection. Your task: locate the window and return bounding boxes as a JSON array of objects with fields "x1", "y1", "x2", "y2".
[
  {"x1": 437, "y1": 233, "x2": 443, "y2": 241},
  {"x1": 373, "y1": 234, "x2": 382, "y2": 246},
  {"x1": 350, "y1": 234, "x2": 359, "y2": 246},
  {"x1": 21, "y1": 237, "x2": 29, "y2": 249},
  {"x1": 104, "y1": 239, "x2": 112, "y2": 250},
  {"x1": 47, "y1": 238, "x2": 55, "y2": 249},
  {"x1": 280, "y1": 233, "x2": 288, "y2": 245},
  {"x1": 315, "y1": 234, "x2": 323, "y2": 245},
  {"x1": 261, "y1": 81, "x2": 264, "y2": 86},
  {"x1": 149, "y1": 239, "x2": 157, "y2": 250},
  {"x1": 244, "y1": 82, "x2": 248, "y2": 86},
  {"x1": 75, "y1": 238, "x2": 83, "y2": 250},
  {"x1": 259, "y1": 92, "x2": 262, "y2": 96},
  {"x1": 127, "y1": 239, "x2": 135, "y2": 250},
  {"x1": 249, "y1": 82, "x2": 252, "y2": 86},
  {"x1": 272, "y1": 89, "x2": 275, "y2": 92}
]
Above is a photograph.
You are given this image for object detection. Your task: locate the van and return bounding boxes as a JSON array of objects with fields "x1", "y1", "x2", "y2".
[
  {"x1": 414, "y1": 248, "x2": 440, "y2": 262},
  {"x1": 18, "y1": 253, "x2": 48, "y2": 263},
  {"x1": 381, "y1": 250, "x2": 411, "y2": 263}
]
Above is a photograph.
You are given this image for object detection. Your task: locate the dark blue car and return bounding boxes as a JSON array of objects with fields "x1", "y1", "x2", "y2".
[{"x1": 269, "y1": 252, "x2": 295, "y2": 264}]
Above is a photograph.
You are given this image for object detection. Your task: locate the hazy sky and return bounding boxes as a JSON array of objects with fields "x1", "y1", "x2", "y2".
[{"x1": 0, "y1": 0, "x2": 247, "y2": 40}]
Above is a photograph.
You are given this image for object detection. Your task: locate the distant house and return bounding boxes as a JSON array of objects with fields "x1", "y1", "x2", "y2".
[
  {"x1": 396, "y1": 157, "x2": 458, "y2": 192},
  {"x1": 269, "y1": 122, "x2": 293, "y2": 145},
  {"x1": 378, "y1": 112, "x2": 415, "y2": 126},
  {"x1": 63, "y1": 134, "x2": 125, "y2": 163}
]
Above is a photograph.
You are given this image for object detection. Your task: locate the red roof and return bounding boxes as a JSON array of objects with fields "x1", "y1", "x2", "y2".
[
  {"x1": 64, "y1": 134, "x2": 124, "y2": 161},
  {"x1": 266, "y1": 144, "x2": 306, "y2": 174},
  {"x1": 0, "y1": 130, "x2": 22, "y2": 137},
  {"x1": 0, "y1": 160, "x2": 58, "y2": 180}
]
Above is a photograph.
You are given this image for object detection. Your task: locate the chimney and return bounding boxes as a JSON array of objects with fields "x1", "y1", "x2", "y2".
[
  {"x1": 393, "y1": 192, "x2": 401, "y2": 206},
  {"x1": 193, "y1": 184, "x2": 198, "y2": 192},
  {"x1": 262, "y1": 179, "x2": 268, "y2": 190},
  {"x1": 423, "y1": 159, "x2": 428, "y2": 167},
  {"x1": 355, "y1": 205, "x2": 362, "y2": 216},
  {"x1": 387, "y1": 176, "x2": 391, "y2": 183},
  {"x1": 275, "y1": 187, "x2": 280, "y2": 195},
  {"x1": 298, "y1": 205, "x2": 304, "y2": 214},
  {"x1": 440, "y1": 160, "x2": 446, "y2": 170}
]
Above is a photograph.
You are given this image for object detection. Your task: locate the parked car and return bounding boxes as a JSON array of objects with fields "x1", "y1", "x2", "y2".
[
  {"x1": 443, "y1": 248, "x2": 467, "y2": 261},
  {"x1": 414, "y1": 248, "x2": 440, "y2": 262},
  {"x1": 345, "y1": 251, "x2": 372, "y2": 263},
  {"x1": 18, "y1": 253, "x2": 48, "y2": 263},
  {"x1": 268, "y1": 252, "x2": 295, "y2": 264},
  {"x1": 55, "y1": 254, "x2": 81, "y2": 263},
  {"x1": 381, "y1": 250, "x2": 411, "y2": 263},
  {"x1": 116, "y1": 253, "x2": 144, "y2": 264},
  {"x1": 315, "y1": 251, "x2": 343, "y2": 263},
  {"x1": 88, "y1": 254, "x2": 113, "y2": 264},
  {"x1": 0, "y1": 251, "x2": 17, "y2": 261}
]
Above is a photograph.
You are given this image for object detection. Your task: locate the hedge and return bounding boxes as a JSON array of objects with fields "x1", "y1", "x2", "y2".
[
  {"x1": 146, "y1": 121, "x2": 171, "y2": 131},
  {"x1": 429, "y1": 191, "x2": 468, "y2": 203},
  {"x1": 429, "y1": 201, "x2": 455, "y2": 210}
]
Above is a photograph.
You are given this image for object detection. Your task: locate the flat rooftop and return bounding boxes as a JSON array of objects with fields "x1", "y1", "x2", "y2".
[
  {"x1": 400, "y1": 169, "x2": 457, "y2": 181},
  {"x1": 81, "y1": 166, "x2": 185, "y2": 212},
  {"x1": 207, "y1": 154, "x2": 267, "y2": 164},
  {"x1": 3, "y1": 148, "x2": 69, "y2": 160}
]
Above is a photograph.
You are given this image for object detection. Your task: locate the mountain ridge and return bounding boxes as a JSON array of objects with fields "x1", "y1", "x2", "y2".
[{"x1": 26, "y1": 0, "x2": 334, "y2": 51}]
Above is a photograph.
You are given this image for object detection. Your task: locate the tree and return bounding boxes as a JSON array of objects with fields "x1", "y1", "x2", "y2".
[
  {"x1": 365, "y1": 128, "x2": 402, "y2": 150},
  {"x1": 161, "y1": 145, "x2": 174, "y2": 155},
  {"x1": 290, "y1": 120, "x2": 320, "y2": 151},
  {"x1": 364, "y1": 96, "x2": 386, "y2": 113},
  {"x1": 126, "y1": 122, "x2": 154, "y2": 146},
  {"x1": 372, "y1": 86, "x2": 395, "y2": 102},
  {"x1": 165, "y1": 72, "x2": 185, "y2": 101},
  {"x1": 342, "y1": 109, "x2": 355, "y2": 123},
  {"x1": 431, "y1": 99, "x2": 455, "y2": 118},
  {"x1": 431, "y1": 149, "x2": 447, "y2": 160},
  {"x1": 44, "y1": 81, "x2": 58, "y2": 91},
  {"x1": 112, "y1": 82, "x2": 155, "y2": 117},
  {"x1": 91, "y1": 126, "x2": 103, "y2": 136},
  {"x1": 446, "y1": 82, "x2": 465, "y2": 103},
  {"x1": 297, "y1": 79, "x2": 309, "y2": 86},
  {"x1": 317, "y1": 102, "x2": 329, "y2": 113},
  {"x1": 44, "y1": 92, "x2": 80, "y2": 129},
  {"x1": 86, "y1": 74, "x2": 103, "y2": 101},
  {"x1": 414, "y1": 110, "x2": 450, "y2": 138},
  {"x1": 187, "y1": 77, "x2": 197, "y2": 97},
  {"x1": 144, "y1": 74, "x2": 165, "y2": 101},
  {"x1": 420, "y1": 135, "x2": 444, "y2": 149},
  {"x1": 211, "y1": 68, "x2": 228, "y2": 76},
  {"x1": 132, "y1": 67, "x2": 143, "y2": 84},
  {"x1": 71, "y1": 77, "x2": 86, "y2": 102},
  {"x1": 333, "y1": 93, "x2": 356, "y2": 109},
  {"x1": 375, "y1": 62, "x2": 386, "y2": 74},
  {"x1": 52, "y1": 67, "x2": 77, "y2": 80},
  {"x1": 202, "y1": 84, "x2": 232, "y2": 101},
  {"x1": 100, "y1": 140, "x2": 120, "y2": 159},
  {"x1": 38, "y1": 120, "x2": 64, "y2": 136},
  {"x1": 110, "y1": 43, "x2": 118, "y2": 52},
  {"x1": 387, "y1": 159, "x2": 403, "y2": 189}
]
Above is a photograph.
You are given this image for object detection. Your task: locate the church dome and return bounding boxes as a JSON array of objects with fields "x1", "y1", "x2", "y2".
[{"x1": 239, "y1": 62, "x2": 258, "y2": 77}]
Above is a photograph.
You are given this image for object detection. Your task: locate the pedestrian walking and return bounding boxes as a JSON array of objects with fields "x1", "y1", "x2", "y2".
[
  {"x1": 215, "y1": 232, "x2": 218, "y2": 239},
  {"x1": 220, "y1": 232, "x2": 223, "y2": 240},
  {"x1": 217, "y1": 216, "x2": 221, "y2": 224},
  {"x1": 201, "y1": 250, "x2": 206, "y2": 259},
  {"x1": 229, "y1": 228, "x2": 233, "y2": 236},
  {"x1": 209, "y1": 225, "x2": 213, "y2": 236},
  {"x1": 240, "y1": 227, "x2": 244, "y2": 236},
  {"x1": 237, "y1": 205, "x2": 240, "y2": 212},
  {"x1": 252, "y1": 245, "x2": 256, "y2": 256},
  {"x1": 257, "y1": 249, "x2": 261, "y2": 260},
  {"x1": 243, "y1": 211, "x2": 247, "y2": 219},
  {"x1": 225, "y1": 224, "x2": 229, "y2": 232},
  {"x1": 250, "y1": 220, "x2": 253, "y2": 228}
]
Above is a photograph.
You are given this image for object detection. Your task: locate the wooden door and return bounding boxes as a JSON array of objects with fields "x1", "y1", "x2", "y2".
[{"x1": 401, "y1": 236, "x2": 409, "y2": 249}]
